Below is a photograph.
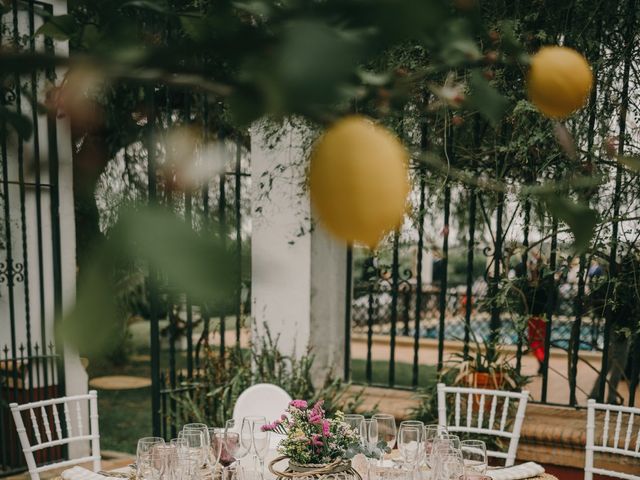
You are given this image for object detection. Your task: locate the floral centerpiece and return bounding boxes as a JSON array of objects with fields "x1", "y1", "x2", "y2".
[{"x1": 263, "y1": 399, "x2": 364, "y2": 477}]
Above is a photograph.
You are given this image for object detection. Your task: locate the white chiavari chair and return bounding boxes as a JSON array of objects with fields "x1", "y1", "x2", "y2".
[
  {"x1": 585, "y1": 399, "x2": 640, "y2": 480},
  {"x1": 10, "y1": 390, "x2": 101, "y2": 480},
  {"x1": 437, "y1": 383, "x2": 529, "y2": 466}
]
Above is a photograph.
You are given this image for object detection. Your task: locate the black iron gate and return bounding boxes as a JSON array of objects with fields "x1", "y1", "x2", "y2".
[
  {"x1": 137, "y1": 89, "x2": 250, "y2": 438},
  {"x1": 1, "y1": 1, "x2": 66, "y2": 475},
  {"x1": 345, "y1": 112, "x2": 640, "y2": 408}
]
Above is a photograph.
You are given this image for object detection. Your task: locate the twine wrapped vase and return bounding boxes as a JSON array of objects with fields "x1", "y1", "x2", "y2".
[{"x1": 269, "y1": 456, "x2": 361, "y2": 480}]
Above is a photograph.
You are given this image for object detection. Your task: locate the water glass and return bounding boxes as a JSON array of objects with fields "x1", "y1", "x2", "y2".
[
  {"x1": 372, "y1": 413, "x2": 397, "y2": 449},
  {"x1": 461, "y1": 440, "x2": 487, "y2": 474},
  {"x1": 398, "y1": 425, "x2": 421, "y2": 468}
]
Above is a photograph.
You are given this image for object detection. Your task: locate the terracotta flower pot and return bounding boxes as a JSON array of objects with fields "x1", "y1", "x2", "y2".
[{"x1": 465, "y1": 371, "x2": 504, "y2": 412}]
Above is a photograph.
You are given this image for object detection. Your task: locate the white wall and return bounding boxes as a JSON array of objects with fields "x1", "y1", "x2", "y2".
[
  {"x1": 0, "y1": 0, "x2": 88, "y2": 459},
  {"x1": 251, "y1": 121, "x2": 347, "y2": 384}
]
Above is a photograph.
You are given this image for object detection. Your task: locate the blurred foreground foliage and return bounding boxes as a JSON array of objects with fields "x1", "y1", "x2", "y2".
[
  {"x1": 3, "y1": 0, "x2": 640, "y2": 360},
  {"x1": 59, "y1": 205, "x2": 235, "y2": 356}
]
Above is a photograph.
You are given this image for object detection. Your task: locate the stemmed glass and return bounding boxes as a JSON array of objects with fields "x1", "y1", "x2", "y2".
[
  {"x1": 136, "y1": 437, "x2": 165, "y2": 479},
  {"x1": 208, "y1": 427, "x2": 223, "y2": 471},
  {"x1": 361, "y1": 418, "x2": 379, "y2": 450},
  {"x1": 460, "y1": 440, "x2": 487, "y2": 474},
  {"x1": 241, "y1": 416, "x2": 266, "y2": 473},
  {"x1": 423, "y1": 425, "x2": 446, "y2": 469},
  {"x1": 218, "y1": 429, "x2": 242, "y2": 467},
  {"x1": 434, "y1": 453, "x2": 464, "y2": 480},
  {"x1": 372, "y1": 414, "x2": 397, "y2": 450},
  {"x1": 344, "y1": 414, "x2": 365, "y2": 433},
  {"x1": 183, "y1": 423, "x2": 211, "y2": 468},
  {"x1": 252, "y1": 419, "x2": 271, "y2": 480},
  {"x1": 179, "y1": 429, "x2": 208, "y2": 475}
]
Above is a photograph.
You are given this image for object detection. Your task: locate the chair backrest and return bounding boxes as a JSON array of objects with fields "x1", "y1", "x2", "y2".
[
  {"x1": 10, "y1": 390, "x2": 101, "y2": 480},
  {"x1": 437, "y1": 383, "x2": 529, "y2": 467},
  {"x1": 585, "y1": 399, "x2": 640, "y2": 480},
  {"x1": 232, "y1": 383, "x2": 292, "y2": 424}
]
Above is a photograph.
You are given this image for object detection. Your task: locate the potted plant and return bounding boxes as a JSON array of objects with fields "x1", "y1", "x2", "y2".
[
  {"x1": 264, "y1": 399, "x2": 378, "y2": 479},
  {"x1": 444, "y1": 331, "x2": 530, "y2": 396}
]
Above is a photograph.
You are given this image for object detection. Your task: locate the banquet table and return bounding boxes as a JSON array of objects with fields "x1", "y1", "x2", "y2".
[{"x1": 54, "y1": 451, "x2": 560, "y2": 480}]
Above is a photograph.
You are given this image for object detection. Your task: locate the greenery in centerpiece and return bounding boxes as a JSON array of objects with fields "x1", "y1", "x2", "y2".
[{"x1": 264, "y1": 399, "x2": 370, "y2": 465}]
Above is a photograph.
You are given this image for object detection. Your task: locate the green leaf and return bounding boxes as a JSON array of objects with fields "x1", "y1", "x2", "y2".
[
  {"x1": 60, "y1": 206, "x2": 236, "y2": 356},
  {"x1": 180, "y1": 15, "x2": 208, "y2": 41},
  {"x1": 120, "y1": 0, "x2": 169, "y2": 13},
  {"x1": 618, "y1": 155, "x2": 640, "y2": 173},
  {"x1": 544, "y1": 196, "x2": 597, "y2": 253},
  {"x1": 35, "y1": 14, "x2": 79, "y2": 41},
  {"x1": 357, "y1": 69, "x2": 391, "y2": 86},
  {"x1": 233, "y1": 0, "x2": 272, "y2": 18},
  {"x1": 0, "y1": 106, "x2": 33, "y2": 140},
  {"x1": 466, "y1": 70, "x2": 509, "y2": 125},
  {"x1": 498, "y1": 20, "x2": 523, "y2": 58}
]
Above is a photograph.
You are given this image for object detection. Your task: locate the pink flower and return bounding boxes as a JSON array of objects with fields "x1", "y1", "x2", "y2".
[
  {"x1": 262, "y1": 422, "x2": 276, "y2": 431},
  {"x1": 322, "y1": 420, "x2": 330, "y2": 437},
  {"x1": 289, "y1": 399, "x2": 308, "y2": 409},
  {"x1": 310, "y1": 434, "x2": 323, "y2": 448},
  {"x1": 309, "y1": 411, "x2": 323, "y2": 424}
]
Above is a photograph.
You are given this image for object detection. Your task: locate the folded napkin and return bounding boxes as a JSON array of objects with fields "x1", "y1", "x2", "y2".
[
  {"x1": 486, "y1": 462, "x2": 545, "y2": 480},
  {"x1": 61, "y1": 466, "x2": 110, "y2": 480}
]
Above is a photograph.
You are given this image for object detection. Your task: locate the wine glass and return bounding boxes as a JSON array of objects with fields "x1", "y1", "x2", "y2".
[
  {"x1": 398, "y1": 426, "x2": 421, "y2": 471},
  {"x1": 208, "y1": 427, "x2": 223, "y2": 470},
  {"x1": 435, "y1": 434, "x2": 461, "y2": 451},
  {"x1": 241, "y1": 416, "x2": 266, "y2": 470},
  {"x1": 423, "y1": 425, "x2": 441, "y2": 468},
  {"x1": 361, "y1": 418, "x2": 379, "y2": 449},
  {"x1": 252, "y1": 419, "x2": 271, "y2": 480},
  {"x1": 373, "y1": 414, "x2": 397, "y2": 449},
  {"x1": 430, "y1": 437, "x2": 461, "y2": 474},
  {"x1": 219, "y1": 430, "x2": 241, "y2": 467},
  {"x1": 172, "y1": 457, "x2": 198, "y2": 480},
  {"x1": 223, "y1": 463, "x2": 246, "y2": 480},
  {"x1": 180, "y1": 430, "x2": 207, "y2": 472},
  {"x1": 461, "y1": 440, "x2": 487, "y2": 474},
  {"x1": 136, "y1": 437, "x2": 165, "y2": 479},
  {"x1": 436, "y1": 453, "x2": 464, "y2": 480},
  {"x1": 183, "y1": 423, "x2": 211, "y2": 467},
  {"x1": 344, "y1": 414, "x2": 365, "y2": 433}
]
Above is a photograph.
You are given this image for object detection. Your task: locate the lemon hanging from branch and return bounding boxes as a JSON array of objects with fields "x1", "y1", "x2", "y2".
[
  {"x1": 309, "y1": 115, "x2": 410, "y2": 249},
  {"x1": 527, "y1": 46, "x2": 593, "y2": 119}
]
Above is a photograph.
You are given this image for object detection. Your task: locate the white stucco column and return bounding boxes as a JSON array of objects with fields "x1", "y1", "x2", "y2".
[
  {"x1": 251, "y1": 121, "x2": 347, "y2": 384},
  {"x1": 51, "y1": 0, "x2": 88, "y2": 459}
]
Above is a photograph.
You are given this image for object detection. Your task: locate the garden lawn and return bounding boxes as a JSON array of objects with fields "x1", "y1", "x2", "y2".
[{"x1": 350, "y1": 359, "x2": 438, "y2": 389}]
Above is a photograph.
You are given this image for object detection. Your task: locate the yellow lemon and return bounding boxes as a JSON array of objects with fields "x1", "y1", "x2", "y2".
[
  {"x1": 527, "y1": 46, "x2": 593, "y2": 119},
  {"x1": 309, "y1": 115, "x2": 410, "y2": 249}
]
